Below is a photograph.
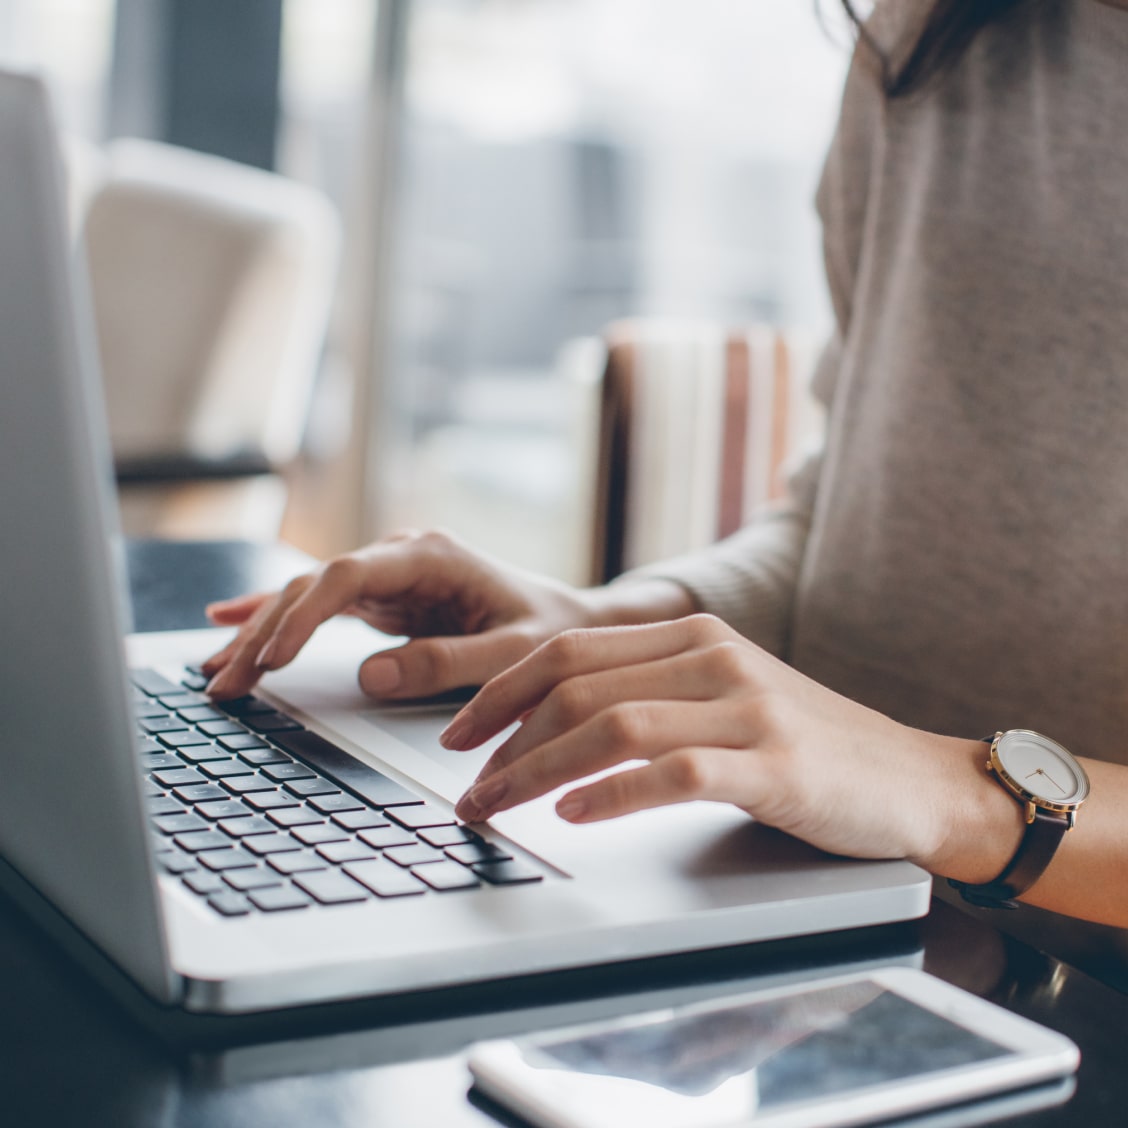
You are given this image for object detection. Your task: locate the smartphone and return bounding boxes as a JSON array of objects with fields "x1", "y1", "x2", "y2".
[{"x1": 467, "y1": 967, "x2": 1079, "y2": 1128}]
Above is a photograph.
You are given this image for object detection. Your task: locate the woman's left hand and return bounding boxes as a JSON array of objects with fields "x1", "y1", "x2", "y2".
[{"x1": 447, "y1": 615, "x2": 1019, "y2": 878}]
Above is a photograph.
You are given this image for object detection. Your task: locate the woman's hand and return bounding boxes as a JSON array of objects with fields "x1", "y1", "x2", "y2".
[
  {"x1": 448, "y1": 614, "x2": 1024, "y2": 881},
  {"x1": 201, "y1": 529, "x2": 695, "y2": 702}
]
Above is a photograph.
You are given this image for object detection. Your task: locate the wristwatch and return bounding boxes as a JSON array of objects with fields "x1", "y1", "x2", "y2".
[{"x1": 948, "y1": 730, "x2": 1089, "y2": 910}]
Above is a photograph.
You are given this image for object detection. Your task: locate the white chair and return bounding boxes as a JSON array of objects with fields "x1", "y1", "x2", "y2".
[{"x1": 74, "y1": 138, "x2": 340, "y2": 539}]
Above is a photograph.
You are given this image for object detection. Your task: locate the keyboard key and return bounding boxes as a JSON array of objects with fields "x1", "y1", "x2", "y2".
[
  {"x1": 141, "y1": 780, "x2": 164, "y2": 798},
  {"x1": 316, "y1": 841, "x2": 378, "y2": 865},
  {"x1": 223, "y1": 867, "x2": 283, "y2": 892},
  {"x1": 199, "y1": 720, "x2": 244, "y2": 737},
  {"x1": 155, "y1": 849, "x2": 197, "y2": 875},
  {"x1": 284, "y1": 777, "x2": 340, "y2": 798},
  {"x1": 246, "y1": 713, "x2": 304, "y2": 734},
  {"x1": 199, "y1": 848, "x2": 257, "y2": 872},
  {"x1": 208, "y1": 891, "x2": 252, "y2": 916},
  {"x1": 173, "y1": 783, "x2": 229, "y2": 804},
  {"x1": 413, "y1": 861, "x2": 482, "y2": 892},
  {"x1": 292, "y1": 823, "x2": 347, "y2": 846},
  {"x1": 249, "y1": 886, "x2": 312, "y2": 912},
  {"x1": 140, "y1": 752, "x2": 185, "y2": 772},
  {"x1": 383, "y1": 844, "x2": 444, "y2": 868},
  {"x1": 174, "y1": 830, "x2": 234, "y2": 853},
  {"x1": 471, "y1": 860, "x2": 544, "y2": 885},
  {"x1": 263, "y1": 761, "x2": 316, "y2": 782},
  {"x1": 344, "y1": 859, "x2": 426, "y2": 898},
  {"x1": 177, "y1": 705, "x2": 225, "y2": 724},
  {"x1": 137, "y1": 737, "x2": 164, "y2": 755},
  {"x1": 219, "y1": 816, "x2": 275, "y2": 838},
  {"x1": 147, "y1": 796, "x2": 186, "y2": 817},
  {"x1": 293, "y1": 870, "x2": 370, "y2": 905},
  {"x1": 218, "y1": 733, "x2": 271, "y2": 752},
  {"x1": 220, "y1": 696, "x2": 275, "y2": 717},
  {"x1": 271, "y1": 730, "x2": 424, "y2": 808},
  {"x1": 332, "y1": 810, "x2": 390, "y2": 831},
  {"x1": 267, "y1": 851, "x2": 327, "y2": 876},
  {"x1": 358, "y1": 826, "x2": 416, "y2": 850},
  {"x1": 266, "y1": 806, "x2": 324, "y2": 828},
  {"x1": 237, "y1": 746, "x2": 292, "y2": 767},
  {"x1": 131, "y1": 668, "x2": 180, "y2": 696},
  {"x1": 134, "y1": 699, "x2": 171, "y2": 719},
  {"x1": 201, "y1": 758, "x2": 256, "y2": 779},
  {"x1": 152, "y1": 813, "x2": 209, "y2": 836},
  {"x1": 140, "y1": 716, "x2": 183, "y2": 734},
  {"x1": 178, "y1": 744, "x2": 232, "y2": 763},
  {"x1": 152, "y1": 767, "x2": 206, "y2": 788},
  {"x1": 197, "y1": 799, "x2": 251, "y2": 820},
  {"x1": 386, "y1": 803, "x2": 456, "y2": 830},
  {"x1": 183, "y1": 872, "x2": 225, "y2": 895},
  {"x1": 418, "y1": 825, "x2": 479, "y2": 849},
  {"x1": 158, "y1": 692, "x2": 207, "y2": 710},
  {"x1": 180, "y1": 671, "x2": 210, "y2": 692},
  {"x1": 158, "y1": 730, "x2": 212, "y2": 748},
  {"x1": 222, "y1": 774, "x2": 279, "y2": 794},
  {"x1": 309, "y1": 793, "x2": 364, "y2": 814},
  {"x1": 245, "y1": 790, "x2": 301, "y2": 811},
  {"x1": 445, "y1": 841, "x2": 513, "y2": 867},
  {"x1": 243, "y1": 834, "x2": 301, "y2": 856}
]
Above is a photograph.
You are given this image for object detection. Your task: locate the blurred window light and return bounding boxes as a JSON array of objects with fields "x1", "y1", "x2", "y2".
[{"x1": 0, "y1": 0, "x2": 116, "y2": 138}]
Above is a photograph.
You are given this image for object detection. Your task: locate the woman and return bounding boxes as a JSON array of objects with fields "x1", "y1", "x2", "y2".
[{"x1": 202, "y1": 1, "x2": 1128, "y2": 934}]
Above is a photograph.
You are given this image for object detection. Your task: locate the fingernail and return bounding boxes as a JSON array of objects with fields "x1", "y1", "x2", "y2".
[
  {"x1": 460, "y1": 775, "x2": 507, "y2": 821},
  {"x1": 205, "y1": 673, "x2": 228, "y2": 699},
  {"x1": 362, "y1": 657, "x2": 401, "y2": 696},
  {"x1": 440, "y1": 712, "x2": 473, "y2": 750},
  {"x1": 256, "y1": 639, "x2": 278, "y2": 669},
  {"x1": 556, "y1": 795, "x2": 587, "y2": 822}
]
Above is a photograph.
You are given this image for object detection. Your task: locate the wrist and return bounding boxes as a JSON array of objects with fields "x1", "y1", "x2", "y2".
[
  {"x1": 578, "y1": 577, "x2": 699, "y2": 629},
  {"x1": 912, "y1": 735, "x2": 1026, "y2": 884}
]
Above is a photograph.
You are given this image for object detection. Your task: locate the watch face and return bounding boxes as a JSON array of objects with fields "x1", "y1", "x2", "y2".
[{"x1": 994, "y1": 731, "x2": 1089, "y2": 808}]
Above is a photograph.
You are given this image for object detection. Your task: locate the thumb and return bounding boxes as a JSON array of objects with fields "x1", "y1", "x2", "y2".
[{"x1": 358, "y1": 627, "x2": 536, "y2": 700}]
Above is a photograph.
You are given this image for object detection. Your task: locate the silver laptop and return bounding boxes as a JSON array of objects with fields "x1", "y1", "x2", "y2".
[{"x1": 0, "y1": 71, "x2": 931, "y2": 1017}]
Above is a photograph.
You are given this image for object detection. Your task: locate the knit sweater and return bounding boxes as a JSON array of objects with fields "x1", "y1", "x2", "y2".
[{"x1": 640, "y1": 0, "x2": 1128, "y2": 768}]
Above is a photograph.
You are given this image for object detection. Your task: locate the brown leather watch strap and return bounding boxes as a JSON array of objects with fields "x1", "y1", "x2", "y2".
[
  {"x1": 949, "y1": 808, "x2": 1071, "y2": 909},
  {"x1": 949, "y1": 737, "x2": 1072, "y2": 909}
]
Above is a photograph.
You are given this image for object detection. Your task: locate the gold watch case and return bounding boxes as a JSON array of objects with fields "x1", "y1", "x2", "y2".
[{"x1": 986, "y1": 729, "x2": 1089, "y2": 828}]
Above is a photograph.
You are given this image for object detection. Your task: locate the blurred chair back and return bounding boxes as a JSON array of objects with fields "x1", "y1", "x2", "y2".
[{"x1": 79, "y1": 138, "x2": 339, "y2": 538}]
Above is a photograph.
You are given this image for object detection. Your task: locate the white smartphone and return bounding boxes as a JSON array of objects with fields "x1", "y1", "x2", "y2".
[{"x1": 467, "y1": 967, "x2": 1079, "y2": 1128}]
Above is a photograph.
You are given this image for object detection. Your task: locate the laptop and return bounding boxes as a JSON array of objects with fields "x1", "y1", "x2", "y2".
[{"x1": 0, "y1": 71, "x2": 931, "y2": 1018}]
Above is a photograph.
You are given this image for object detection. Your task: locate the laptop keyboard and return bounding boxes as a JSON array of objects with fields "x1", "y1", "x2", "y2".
[{"x1": 132, "y1": 667, "x2": 543, "y2": 918}]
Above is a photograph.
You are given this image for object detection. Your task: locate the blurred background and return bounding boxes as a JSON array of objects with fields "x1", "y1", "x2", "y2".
[{"x1": 2, "y1": 0, "x2": 850, "y2": 584}]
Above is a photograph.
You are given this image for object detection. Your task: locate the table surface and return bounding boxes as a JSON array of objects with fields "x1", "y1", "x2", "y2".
[{"x1": 1, "y1": 540, "x2": 1124, "y2": 1127}]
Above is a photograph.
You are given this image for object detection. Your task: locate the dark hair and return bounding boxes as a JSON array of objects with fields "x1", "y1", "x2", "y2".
[{"x1": 839, "y1": 0, "x2": 1027, "y2": 96}]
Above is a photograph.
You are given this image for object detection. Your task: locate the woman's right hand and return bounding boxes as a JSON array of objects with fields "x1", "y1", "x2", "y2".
[{"x1": 200, "y1": 529, "x2": 694, "y2": 702}]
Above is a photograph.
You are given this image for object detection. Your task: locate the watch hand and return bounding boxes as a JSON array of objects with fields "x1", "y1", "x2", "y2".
[{"x1": 1026, "y1": 767, "x2": 1066, "y2": 795}]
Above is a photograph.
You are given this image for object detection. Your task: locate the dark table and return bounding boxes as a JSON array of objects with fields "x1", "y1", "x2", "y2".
[{"x1": 1, "y1": 541, "x2": 1124, "y2": 1127}]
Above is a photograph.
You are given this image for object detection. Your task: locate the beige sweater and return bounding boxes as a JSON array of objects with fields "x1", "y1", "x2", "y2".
[{"x1": 642, "y1": 0, "x2": 1128, "y2": 768}]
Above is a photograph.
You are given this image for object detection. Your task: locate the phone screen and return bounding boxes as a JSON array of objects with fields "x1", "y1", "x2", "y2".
[{"x1": 519, "y1": 980, "x2": 1012, "y2": 1125}]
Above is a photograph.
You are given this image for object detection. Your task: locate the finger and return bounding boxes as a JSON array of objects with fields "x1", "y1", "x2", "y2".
[
  {"x1": 253, "y1": 541, "x2": 456, "y2": 673},
  {"x1": 205, "y1": 576, "x2": 316, "y2": 698},
  {"x1": 455, "y1": 699, "x2": 748, "y2": 822},
  {"x1": 470, "y1": 649, "x2": 738, "y2": 778},
  {"x1": 253, "y1": 556, "x2": 377, "y2": 672},
  {"x1": 555, "y1": 746, "x2": 770, "y2": 823},
  {"x1": 358, "y1": 626, "x2": 535, "y2": 700},
  {"x1": 442, "y1": 616, "x2": 724, "y2": 750},
  {"x1": 205, "y1": 591, "x2": 273, "y2": 626}
]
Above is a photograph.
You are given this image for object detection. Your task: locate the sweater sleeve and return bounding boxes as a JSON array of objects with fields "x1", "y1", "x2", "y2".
[{"x1": 616, "y1": 331, "x2": 841, "y2": 658}]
